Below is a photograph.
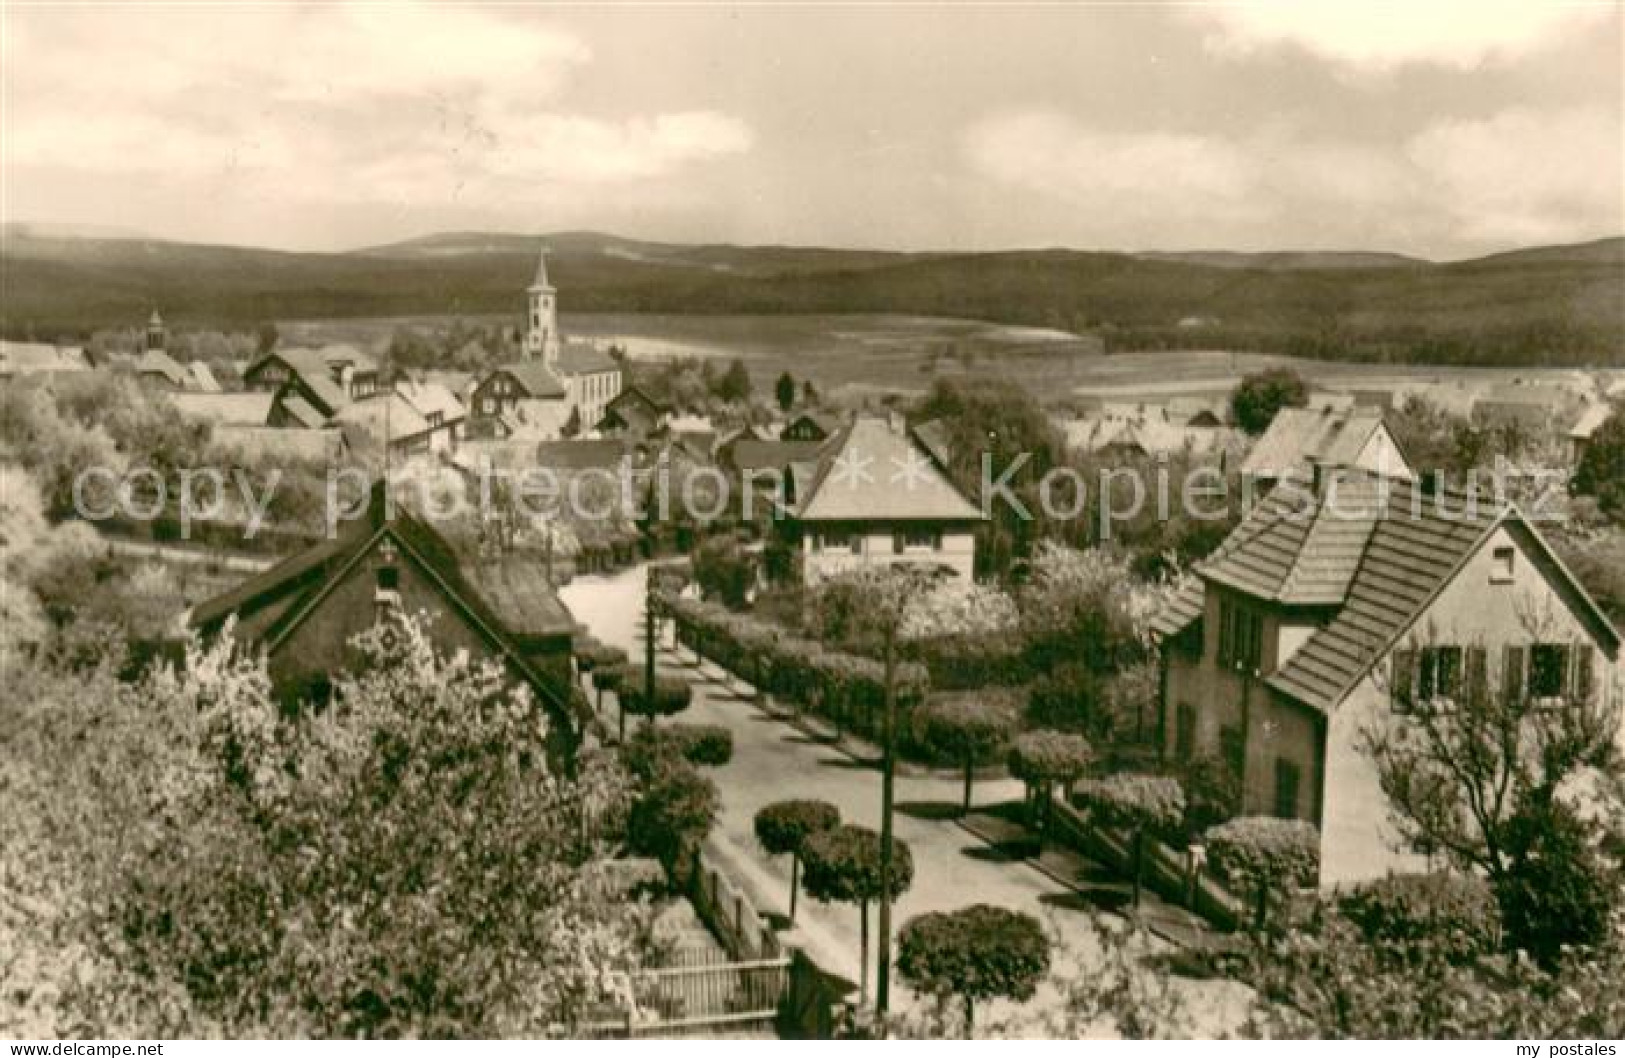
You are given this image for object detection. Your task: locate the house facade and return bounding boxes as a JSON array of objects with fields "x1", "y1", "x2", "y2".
[
  {"x1": 1153, "y1": 472, "x2": 1622, "y2": 888},
  {"x1": 190, "y1": 486, "x2": 580, "y2": 763},
  {"x1": 779, "y1": 415, "x2": 983, "y2": 584}
]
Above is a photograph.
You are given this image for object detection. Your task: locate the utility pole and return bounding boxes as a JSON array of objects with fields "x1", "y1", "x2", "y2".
[
  {"x1": 639, "y1": 566, "x2": 656, "y2": 745},
  {"x1": 875, "y1": 624, "x2": 897, "y2": 1022}
]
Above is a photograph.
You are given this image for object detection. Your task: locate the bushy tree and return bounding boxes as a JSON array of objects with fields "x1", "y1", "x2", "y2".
[
  {"x1": 753, "y1": 799, "x2": 841, "y2": 923},
  {"x1": 896, "y1": 905, "x2": 1051, "y2": 1033},
  {"x1": 1231, "y1": 368, "x2": 1308, "y2": 436},
  {"x1": 692, "y1": 536, "x2": 755, "y2": 608},
  {"x1": 627, "y1": 756, "x2": 719, "y2": 878},
  {"x1": 915, "y1": 694, "x2": 1018, "y2": 813},
  {"x1": 802, "y1": 824, "x2": 914, "y2": 1001},
  {"x1": 1338, "y1": 872, "x2": 1501, "y2": 966},
  {"x1": 1205, "y1": 817, "x2": 1320, "y2": 932},
  {"x1": 716, "y1": 358, "x2": 753, "y2": 405},
  {"x1": 1007, "y1": 730, "x2": 1093, "y2": 841},
  {"x1": 1573, "y1": 408, "x2": 1625, "y2": 519},
  {"x1": 2, "y1": 615, "x2": 662, "y2": 1037},
  {"x1": 1075, "y1": 775, "x2": 1185, "y2": 907},
  {"x1": 623, "y1": 723, "x2": 733, "y2": 778}
]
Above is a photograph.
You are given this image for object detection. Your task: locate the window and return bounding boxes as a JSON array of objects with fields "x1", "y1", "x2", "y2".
[
  {"x1": 895, "y1": 527, "x2": 942, "y2": 552},
  {"x1": 427, "y1": 411, "x2": 443, "y2": 428},
  {"x1": 1217, "y1": 598, "x2": 1264, "y2": 672},
  {"x1": 821, "y1": 530, "x2": 860, "y2": 554},
  {"x1": 1491, "y1": 546, "x2": 1515, "y2": 583},
  {"x1": 1417, "y1": 646, "x2": 1462, "y2": 702},
  {"x1": 1529, "y1": 643, "x2": 1570, "y2": 699},
  {"x1": 1274, "y1": 758, "x2": 1301, "y2": 820}
]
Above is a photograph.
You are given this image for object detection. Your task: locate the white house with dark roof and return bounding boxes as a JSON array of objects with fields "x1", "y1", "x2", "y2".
[
  {"x1": 778, "y1": 415, "x2": 984, "y2": 584},
  {"x1": 1152, "y1": 470, "x2": 1622, "y2": 887},
  {"x1": 1239, "y1": 406, "x2": 1414, "y2": 485}
]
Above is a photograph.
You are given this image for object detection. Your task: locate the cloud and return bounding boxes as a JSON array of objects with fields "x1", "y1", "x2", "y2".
[
  {"x1": 3, "y1": 3, "x2": 750, "y2": 208},
  {"x1": 1407, "y1": 106, "x2": 1624, "y2": 244},
  {"x1": 1187, "y1": 1, "x2": 1611, "y2": 73},
  {"x1": 961, "y1": 105, "x2": 1619, "y2": 251}
]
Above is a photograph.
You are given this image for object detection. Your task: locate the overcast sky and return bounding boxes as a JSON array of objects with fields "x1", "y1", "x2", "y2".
[{"x1": 3, "y1": 2, "x2": 1621, "y2": 257}]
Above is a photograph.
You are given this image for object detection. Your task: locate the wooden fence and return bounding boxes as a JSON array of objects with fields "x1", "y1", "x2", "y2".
[{"x1": 575, "y1": 842, "x2": 792, "y2": 1037}]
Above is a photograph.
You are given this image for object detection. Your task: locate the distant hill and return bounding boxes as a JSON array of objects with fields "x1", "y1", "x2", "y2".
[
  {"x1": 1133, "y1": 249, "x2": 1426, "y2": 271},
  {"x1": 2, "y1": 227, "x2": 1620, "y2": 367}
]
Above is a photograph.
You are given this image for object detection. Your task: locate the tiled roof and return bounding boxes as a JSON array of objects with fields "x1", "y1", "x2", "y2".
[
  {"x1": 0, "y1": 340, "x2": 90, "y2": 375},
  {"x1": 395, "y1": 379, "x2": 465, "y2": 421},
  {"x1": 555, "y1": 342, "x2": 619, "y2": 377},
  {"x1": 1150, "y1": 579, "x2": 1205, "y2": 639},
  {"x1": 332, "y1": 393, "x2": 432, "y2": 441},
  {"x1": 1569, "y1": 402, "x2": 1613, "y2": 440},
  {"x1": 463, "y1": 560, "x2": 573, "y2": 637},
  {"x1": 186, "y1": 361, "x2": 223, "y2": 393},
  {"x1": 212, "y1": 425, "x2": 345, "y2": 463},
  {"x1": 493, "y1": 360, "x2": 567, "y2": 399},
  {"x1": 172, "y1": 392, "x2": 274, "y2": 426},
  {"x1": 1267, "y1": 478, "x2": 1505, "y2": 711},
  {"x1": 1197, "y1": 476, "x2": 1388, "y2": 607},
  {"x1": 725, "y1": 438, "x2": 825, "y2": 472},
  {"x1": 536, "y1": 438, "x2": 631, "y2": 471},
  {"x1": 318, "y1": 343, "x2": 379, "y2": 374},
  {"x1": 134, "y1": 348, "x2": 189, "y2": 387},
  {"x1": 795, "y1": 416, "x2": 984, "y2": 522},
  {"x1": 1239, "y1": 407, "x2": 1390, "y2": 479},
  {"x1": 278, "y1": 393, "x2": 328, "y2": 429}
]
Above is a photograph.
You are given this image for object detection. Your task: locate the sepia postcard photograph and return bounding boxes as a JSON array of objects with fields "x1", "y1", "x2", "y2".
[{"x1": 1, "y1": 0, "x2": 1622, "y2": 1045}]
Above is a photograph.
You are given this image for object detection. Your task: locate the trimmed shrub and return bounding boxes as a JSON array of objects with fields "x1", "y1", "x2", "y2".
[
  {"x1": 754, "y1": 799, "x2": 841, "y2": 923},
  {"x1": 619, "y1": 673, "x2": 694, "y2": 723},
  {"x1": 1008, "y1": 730, "x2": 1093, "y2": 840},
  {"x1": 896, "y1": 905, "x2": 1051, "y2": 1033},
  {"x1": 1340, "y1": 872, "x2": 1501, "y2": 965},
  {"x1": 693, "y1": 536, "x2": 756, "y2": 608},
  {"x1": 1205, "y1": 816, "x2": 1320, "y2": 931},
  {"x1": 623, "y1": 723, "x2": 734, "y2": 781},
  {"x1": 1074, "y1": 774, "x2": 1186, "y2": 908},
  {"x1": 915, "y1": 694, "x2": 1019, "y2": 813},
  {"x1": 802, "y1": 824, "x2": 914, "y2": 1000}
]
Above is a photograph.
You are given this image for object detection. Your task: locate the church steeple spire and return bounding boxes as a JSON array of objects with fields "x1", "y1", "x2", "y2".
[{"x1": 523, "y1": 245, "x2": 559, "y2": 364}]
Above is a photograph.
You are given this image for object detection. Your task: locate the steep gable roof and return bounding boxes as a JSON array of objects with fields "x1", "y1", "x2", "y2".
[
  {"x1": 489, "y1": 360, "x2": 567, "y2": 399},
  {"x1": 1197, "y1": 476, "x2": 1388, "y2": 607},
  {"x1": 190, "y1": 486, "x2": 578, "y2": 736},
  {"x1": 555, "y1": 342, "x2": 618, "y2": 377},
  {"x1": 1265, "y1": 478, "x2": 1620, "y2": 713},
  {"x1": 1239, "y1": 407, "x2": 1399, "y2": 480},
  {"x1": 134, "y1": 348, "x2": 189, "y2": 387},
  {"x1": 794, "y1": 416, "x2": 984, "y2": 522}
]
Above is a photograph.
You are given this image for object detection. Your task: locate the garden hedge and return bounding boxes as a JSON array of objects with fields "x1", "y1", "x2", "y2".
[
  {"x1": 618, "y1": 672, "x2": 694, "y2": 720},
  {"x1": 656, "y1": 591, "x2": 930, "y2": 743}
]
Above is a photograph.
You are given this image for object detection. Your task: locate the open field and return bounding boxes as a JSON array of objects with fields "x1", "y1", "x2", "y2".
[{"x1": 278, "y1": 311, "x2": 1614, "y2": 408}]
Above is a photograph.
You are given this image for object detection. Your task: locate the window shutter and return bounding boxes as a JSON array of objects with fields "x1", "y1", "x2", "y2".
[
  {"x1": 1502, "y1": 646, "x2": 1526, "y2": 705},
  {"x1": 1466, "y1": 647, "x2": 1488, "y2": 702},
  {"x1": 1573, "y1": 643, "x2": 1596, "y2": 703},
  {"x1": 1392, "y1": 649, "x2": 1416, "y2": 712}
]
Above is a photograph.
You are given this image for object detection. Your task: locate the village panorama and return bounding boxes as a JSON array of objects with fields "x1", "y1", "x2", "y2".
[{"x1": 2, "y1": 1, "x2": 1623, "y2": 1046}]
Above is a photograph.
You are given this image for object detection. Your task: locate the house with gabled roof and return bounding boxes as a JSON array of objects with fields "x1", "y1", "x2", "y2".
[
  {"x1": 781, "y1": 410, "x2": 841, "y2": 443},
  {"x1": 596, "y1": 384, "x2": 670, "y2": 438},
  {"x1": 1152, "y1": 470, "x2": 1622, "y2": 887},
  {"x1": 189, "y1": 485, "x2": 581, "y2": 765},
  {"x1": 776, "y1": 415, "x2": 984, "y2": 584},
  {"x1": 245, "y1": 345, "x2": 380, "y2": 402},
  {"x1": 1239, "y1": 406, "x2": 1414, "y2": 485}
]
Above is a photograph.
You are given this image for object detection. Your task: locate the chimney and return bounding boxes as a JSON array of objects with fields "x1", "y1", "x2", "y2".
[
  {"x1": 886, "y1": 410, "x2": 905, "y2": 435},
  {"x1": 1309, "y1": 459, "x2": 1326, "y2": 499}
]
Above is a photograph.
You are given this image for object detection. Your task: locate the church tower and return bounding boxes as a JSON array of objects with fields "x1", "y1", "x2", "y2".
[
  {"x1": 523, "y1": 248, "x2": 560, "y2": 364},
  {"x1": 146, "y1": 309, "x2": 167, "y2": 352}
]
